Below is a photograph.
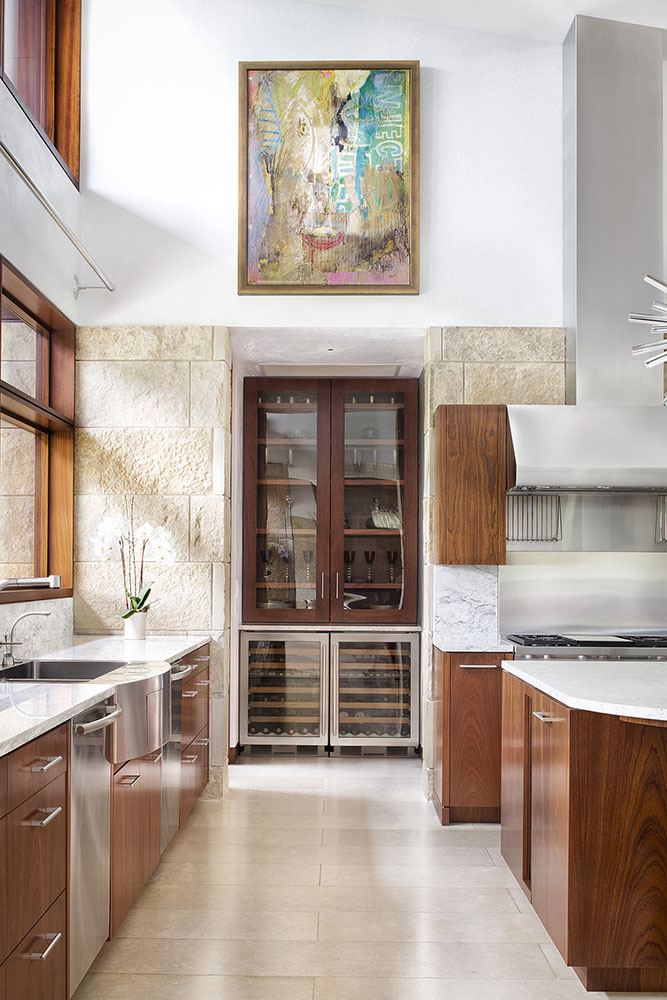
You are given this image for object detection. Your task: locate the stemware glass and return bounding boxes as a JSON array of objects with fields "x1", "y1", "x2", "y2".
[
  {"x1": 281, "y1": 550, "x2": 290, "y2": 583},
  {"x1": 259, "y1": 549, "x2": 272, "y2": 580},
  {"x1": 386, "y1": 550, "x2": 398, "y2": 584},
  {"x1": 303, "y1": 549, "x2": 313, "y2": 583},
  {"x1": 364, "y1": 550, "x2": 375, "y2": 583},
  {"x1": 344, "y1": 550, "x2": 355, "y2": 583}
]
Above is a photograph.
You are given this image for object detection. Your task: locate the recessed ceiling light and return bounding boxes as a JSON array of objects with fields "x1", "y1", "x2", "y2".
[{"x1": 328, "y1": 348, "x2": 334, "y2": 351}]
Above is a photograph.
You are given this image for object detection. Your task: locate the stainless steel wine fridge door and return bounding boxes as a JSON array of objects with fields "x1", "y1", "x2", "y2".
[
  {"x1": 330, "y1": 632, "x2": 419, "y2": 747},
  {"x1": 240, "y1": 632, "x2": 329, "y2": 746}
]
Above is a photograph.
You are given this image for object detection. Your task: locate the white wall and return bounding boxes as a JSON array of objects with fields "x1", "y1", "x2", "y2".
[{"x1": 79, "y1": 0, "x2": 563, "y2": 327}]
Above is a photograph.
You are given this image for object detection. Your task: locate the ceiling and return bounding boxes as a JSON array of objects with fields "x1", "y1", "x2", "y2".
[{"x1": 300, "y1": 0, "x2": 667, "y2": 43}]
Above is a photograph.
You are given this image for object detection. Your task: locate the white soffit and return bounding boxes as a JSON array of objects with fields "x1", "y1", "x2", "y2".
[{"x1": 299, "y1": 0, "x2": 667, "y2": 42}]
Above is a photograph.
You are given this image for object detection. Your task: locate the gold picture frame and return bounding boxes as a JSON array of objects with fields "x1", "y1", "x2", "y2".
[{"x1": 238, "y1": 61, "x2": 420, "y2": 295}]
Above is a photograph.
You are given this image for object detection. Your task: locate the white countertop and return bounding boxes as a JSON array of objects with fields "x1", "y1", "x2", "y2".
[
  {"x1": 35, "y1": 634, "x2": 211, "y2": 663},
  {"x1": 434, "y1": 640, "x2": 513, "y2": 653},
  {"x1": 0, "y1": 681, "x2": 116, "y2": 756},
  {"x1": 502, "y1": 659, "x2": 667, "y2": 721}
]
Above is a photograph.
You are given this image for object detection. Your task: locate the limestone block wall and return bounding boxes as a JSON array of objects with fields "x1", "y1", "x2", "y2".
[
  {"x1": 74, "y1": 325, "x2": 232, "y2": 797},
  {"x1": 421, "y1": 325, "x2": 566, "y2": 798}
]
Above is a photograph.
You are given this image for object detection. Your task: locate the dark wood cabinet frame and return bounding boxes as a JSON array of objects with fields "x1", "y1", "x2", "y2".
[{"x1": 0, "y1": 256, "x2": 74, "y2": 604}]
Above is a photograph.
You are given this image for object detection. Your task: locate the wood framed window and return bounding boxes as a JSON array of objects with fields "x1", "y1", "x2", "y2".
[
  {"x1": 0, "y1": 0, "x2": 81, "y2": 183},
  {"x1": 0, "y1": 256, "x2": 74, "y2": 603}
]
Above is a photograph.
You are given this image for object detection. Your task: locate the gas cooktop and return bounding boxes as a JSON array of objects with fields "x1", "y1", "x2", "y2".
[
  {"x1": 508, "y1": 633, "x2": 667, "y2": 647},
  {"x1": 507, "y1": 633, "x2": 667, "y2": 660}
]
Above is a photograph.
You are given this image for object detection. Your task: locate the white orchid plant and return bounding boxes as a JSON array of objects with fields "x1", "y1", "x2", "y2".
[{"x1": 92, "y1": 497, "x2": 177, "y2": 620}]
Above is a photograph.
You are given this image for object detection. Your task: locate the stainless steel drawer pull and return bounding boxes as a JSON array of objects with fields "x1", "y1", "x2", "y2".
[
  {"x1": 183, "y1": 753, "x2": 199, "y2": 764},
  {"x1": 459, "y1": 664, "x2": 498, "y2": 670},
  {"x1": 321, "y1": 571, "x2": 325, "y2": 599},
  {"x1": 171, "y1": 665, "x2": 193, "y2": 680},
  {"x1": 195, "y1": 679, "x2": 210, "y2": 687},
  {"x1": 194, "y1": 738, "x2": 210, "y2": 747},
  {"x1": 533, "y1": 711, "x2": 554, "y2": 724},
  {"x1": 182, "y1": 690, "x2": 198, "y2": 698},
  {"x1": 26, "y1": 931, "x2": 62, "y2": 961},
  {"x1": 192, "y1": 655, "x2": 210, "y2": 662},
  {"x1": 30, "y1": 755, "x2": 64, "y2": 773},
  {"x1": 75, "y1": 705, "x2": 122, "y2": 735},
  {"x1": 147, "y1": 750, "x2": 163, "y2": 763},
  {"x1": 335, "y1": 573, "x2": 339, "y2": 600},
  {"x1": 118, "y1": 774, "x2": 141, "y2": 786},
  {"x1": 23, "y1": 805, "x2": 63, "y2": 828}
]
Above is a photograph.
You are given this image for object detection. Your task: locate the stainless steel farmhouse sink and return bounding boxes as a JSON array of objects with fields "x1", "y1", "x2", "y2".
[
  {"x1": 0, "y1": 659, "x2": 126, "y2": 681},
  {"x1": 0, "y1": 659, "x2": 171, "y2": 762}
]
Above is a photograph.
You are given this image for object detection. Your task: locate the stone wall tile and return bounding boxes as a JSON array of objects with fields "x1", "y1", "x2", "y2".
[
  {"x1": 0, "y1": 597, "x2": 73, "y2": 656},
  {"x1": 74, "y1": 495, "x2": 190, "y2": 562},
  {"x1": 76, "y1": 326, "x2": 213, "y2": 360},
  {"x1": 76, "y1": 361, "x2": 190, "y2": 427},
  {"x1": 213, "y1": 327, "x2": 232, "y2": 365},
  {"x1": 425, "y1": 362, "x2": 463, "y2": 430},
  {"x1": 0, "y1": 497, "x2": 33, "y2": 561},
  {"x1": 1, "y1": 361, "x2": 36, "y2": 397},
  {"x1": 464, "y1": 363, "x2": 566, "y2": 404},
  {"x1": 190, "y1": 495, "x2": 229, "y2": 563},
  {"x1": 425, "y1": 327, "x2": 443, "y2": 362},
  {"x1": 0, "y1": 426, "x2": 35, "y2": 496},
  {"x1": 75, "y1": 428, "x2": 213, "y2": 495},
  {"x1": 190, "y1": 362, "x2": 231, "y2": 429},
  {"x1": 443, "y1": 327, "x2": 566, "y2": 363},
  {"x1": 1, "y1": 321, "x2": 36, "y2": 360},
  {"x1": 74, "y1": 561, "x2": 212, "y2": 631},
  {"x1": 213, "y1": 429, "x2": 232, "y2": 497},
  {"x1": 211, "y1": 562, "x2": 230, "y2": 632}
]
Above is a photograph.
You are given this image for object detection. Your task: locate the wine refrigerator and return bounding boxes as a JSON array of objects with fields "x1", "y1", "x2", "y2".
[{"x1": 240, "y1": 631, "x2": 420, "y2": 748}]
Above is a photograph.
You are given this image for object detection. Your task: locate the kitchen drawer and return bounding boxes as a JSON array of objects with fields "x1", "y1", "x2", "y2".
[
  {"x1": 6, "y1": 772, "x2": 67, "y2": 955},
  {"x1": 111, "y1": 756, "x2": 160, "y2": 936},
  {"x1": 0, "y1": 758, "x2": 6, "y2": 819},
  {"x1": 4, "y1": 891, "x2": 67, "y2": 1000},
  {"x1": 182, "y1": 667, "x2": 209, "y2": 748},
  {"x1": 192, "y1": 725, "x2": 210, "y2": 799},
  {"x1": 180, "y1": 742, "x2": 198, "y2": 827},
  {"x1": 6, "y1": 725, "x2": 68, "y2": 814},
  {"x1": 178, "y1": 644, "x2": 210, "y2": 679},
  {"x1": 0, "y1": 816, "x2": 6, "y2": 963}
]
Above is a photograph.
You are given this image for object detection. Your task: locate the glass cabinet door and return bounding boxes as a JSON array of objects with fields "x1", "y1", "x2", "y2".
[
  {"x1": 243, "y1": 380, "x2": 330, "y2": 622},
  {"x1": 240, "y1": 633, "x2": 328, "y2": 745},
  {"x1": 331, "y1": 634, "x2": 419, "y2": 746},
  {"x1": 330, "y1": 381, "x2": 418, "y2": 623}
]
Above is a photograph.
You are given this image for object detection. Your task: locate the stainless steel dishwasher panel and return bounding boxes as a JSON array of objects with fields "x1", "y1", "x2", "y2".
[
  {"x1": 69, "y1": 698, "x2": 119, "y2": 997},
  {"x1": 161, "y1": 662, "x2": 191, "y2": 852},
  {"x1": 111, "y1": 671, "x2": 170, "y2": 763}
]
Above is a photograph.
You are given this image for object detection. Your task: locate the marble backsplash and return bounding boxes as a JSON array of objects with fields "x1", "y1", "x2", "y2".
[
  {"x1": 432, "y1": 565, "x2": 511, "y2": 652},
  {"x1": 0, "y1": 598, "x2": 74, "y2": 658}
]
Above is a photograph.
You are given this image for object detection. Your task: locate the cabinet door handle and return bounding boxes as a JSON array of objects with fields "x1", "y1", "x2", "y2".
[
  {"x1": 22, "y1": 805, "x2": 63, "y2": 828},
  {"x1": 30, "y1": 754, "x2": 63, "y2": 773},
  {"x1": 25, "y1": 931, "x2": 62, "y2": 961},
  {"x1": 183, "y1": 753, "x2": 199, "y2": 764},
  {"x1": 171, "y1": 664, "x2": 193, "y2": 680},
  {"x1": 118, "y1": 774, "x2": 141, "y2": 786},
  {"x1": 321, "y1": 572, "x2": 325, "y2": 599},
  {"x1": 75, "y1": 705, "x2": 123, "y2": 735},
  {"x1": 335, "y1": 573, "x2": 339, "y2": 600},
  {"x1": 195, "y1": 679, "x2": 210, "y2": 687},
  {"x1": 532, "y1": 711, "x2": 565, "y2": 724},
  {"x1": 146, "y1": 750, "x2": 163, "y2": 763},
  {"x1": 459, "y1": 664, "x2": 498, "y2": 670},
  {"x1": 194, "y1": 738, "x2": 210, "y2": 747},
  {"x1": 192, "y1": 655, "x2": 210, "y2": 662},
  {"x1": 182, "y1": 690, "x2": 198, "y2": 698}
]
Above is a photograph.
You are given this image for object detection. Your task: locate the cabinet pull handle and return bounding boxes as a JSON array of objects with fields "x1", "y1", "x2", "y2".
[
  {"x1": 75, "y1": 705, "x2": 122, "y2": 735},
  {"x1": 335, "y1": 573, "x2": 339, "y2": 600},
  {"x1": 146, "y1": 750, "x2": 163, "y2": 763},
  {"x1": 182, "y1": 690, "x2": 198, "y2": 698},
  {"x1": 321, "y1": 572, "x2": 325, "y2": 599},
  {"x1": 192, "y1": 655, "x2": 210, "y2": 662},
  {"x1": 30, "y1": 754, "x2": 63, "y2": 773},
  {"x1": 459, "y1": 664, "x2": 498, "y2": 670},
  {"x1": 25, "y1": 931, "x2": 62, "y2": 961},
  {"x1": 532, "y1": 711, "x2": 565, "y2": 724},
  {"x1": 195, "y1": 679, "x2": 210, "y2": 687},
  {"x1": 23, "y1": 805, "x2": 62, "y2": 828},
  {"x1": 183, "y1": 753, "x2": 199, "y2": 764},
  {"x1": 194, "y1": 737, "x2": 210, "y2": 747},
  {"x1": 118, "y1": 774, "x2": 141, "y2": 786}
]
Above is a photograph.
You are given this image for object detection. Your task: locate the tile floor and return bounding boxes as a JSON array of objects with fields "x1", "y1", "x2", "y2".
[{"x1": 74, "y1": 756, "x2": 645, "y2": 999}]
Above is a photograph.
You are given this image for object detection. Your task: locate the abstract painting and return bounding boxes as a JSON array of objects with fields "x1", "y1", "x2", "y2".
[{"x1": 238, "y1": 62, "x2": 419, "y2": 294}]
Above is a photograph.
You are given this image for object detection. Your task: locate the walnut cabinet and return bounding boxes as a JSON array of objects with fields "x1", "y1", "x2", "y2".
[
  {"x1": 243, "y1": 378, "x2": 419, "y2": 625},
  {"x1": 501, "y1": 670, "x2": 667, "y2": 992}
]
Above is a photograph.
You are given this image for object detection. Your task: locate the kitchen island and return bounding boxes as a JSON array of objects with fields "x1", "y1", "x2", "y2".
[{"x1": 501, "y1": 658, "x2": 667, "y2": 992}]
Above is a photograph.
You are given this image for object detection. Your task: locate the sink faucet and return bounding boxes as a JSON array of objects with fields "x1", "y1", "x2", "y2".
[
  {"x1": 1, "y1": 611, "x2": 52, "y2": 668},
  {"x1": 0, "y1": 575, "x2": 61, "y2": 592}
]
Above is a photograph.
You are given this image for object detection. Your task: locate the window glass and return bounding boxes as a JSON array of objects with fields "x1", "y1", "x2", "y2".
[
  {"x1": 1, "y1": 303, "x2": 39, "y2": 399},
  {"x1": 2, "y1": 0, "x2": 50, "y2": 130},
  {"x1": 0, "y1": 417, "x2": 37, "y2": 578}
]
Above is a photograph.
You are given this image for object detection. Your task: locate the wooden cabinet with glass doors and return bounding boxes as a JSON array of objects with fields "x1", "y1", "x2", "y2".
[{"x1": 243, "y1": 378, "x2": 418, "y2": 625}]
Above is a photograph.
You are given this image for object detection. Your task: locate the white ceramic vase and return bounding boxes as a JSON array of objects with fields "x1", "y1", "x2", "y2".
[{"x1": 123, "y1": 612, "x2": 147, "y2": 640}]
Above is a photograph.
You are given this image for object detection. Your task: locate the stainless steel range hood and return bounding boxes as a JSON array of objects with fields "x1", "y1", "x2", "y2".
[{"x1": 508, "y1": 405, "x2": 667, "y2": 490}]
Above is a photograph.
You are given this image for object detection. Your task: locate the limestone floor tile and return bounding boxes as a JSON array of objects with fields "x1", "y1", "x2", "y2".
[
  {"x1": 317, "y1": 909, "x2": 550, "y2": 943},
  {"x1": 153, "y1": 861, "x2": 321, "y2": 886},
  {"x1": 73, "y1": 973, "x2": 314, "y2": 1000},
  {"x1": 168, "y1": 824, "x2": 325, "y2": 847},
  {"x1": 540, "y1": 941, "x2": 579, "y2": 980},
  {"x1": 219, "y1": 790, "x2": 327, "y2": 811},
  {"x1": 115, "y1": 907, "x2": 318, "y2": 940},
  {"x1": 134, "y1": 881, "x2": 522, "y2": 915},
  {"x1": 91, "y1": 938, "x2": 555, "y2": 980},
  {"x1": 313, "y1": 978, "x2": 595, "y2": 1000},
  {"x1": 320, "y1": 827, "x2": 498, "y2": 847},
  {"x1": 320, "y1": 863, "x2": 517, "y2": 888}
]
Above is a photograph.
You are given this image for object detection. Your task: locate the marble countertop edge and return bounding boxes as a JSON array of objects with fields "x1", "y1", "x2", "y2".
[{"x1": 0, "y1": 682, "x2": 116, "y2": 757}]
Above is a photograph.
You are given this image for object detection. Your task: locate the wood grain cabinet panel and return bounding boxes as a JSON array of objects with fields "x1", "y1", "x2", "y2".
[
  {"x1": 111, "y1": 755, "x2": 160, "y2": 937},
  {"x1": 6, "y1": 772, "x2": 67, "y2": 955},
  {"x1": 435, "y1": 405, "x2": 513, "y2": 566},
  {"x1": 6, "y1": 724, "x2": 68, "y2": 813},
  {"x1": 193, "y1": 726, "x2": 210, "y2": 800},
  {"x1": 182, "y1": 667, "x2": 209, "y2": 749},
  {"x1": 0, "y1": 816, "x2": 7, "y2": 964},
  {"x1": 4, "y1": 891, "x2": 66, "y2": 1000},
  {"x1": 530, "y1": 691, "x2": 570, "y2": 959},
  {"x1": 500, "y1": 671, "x2": 532, "y2": 897},
  {"x1": 0, "y1": 758, "x2": 7, "y2": 819}
]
